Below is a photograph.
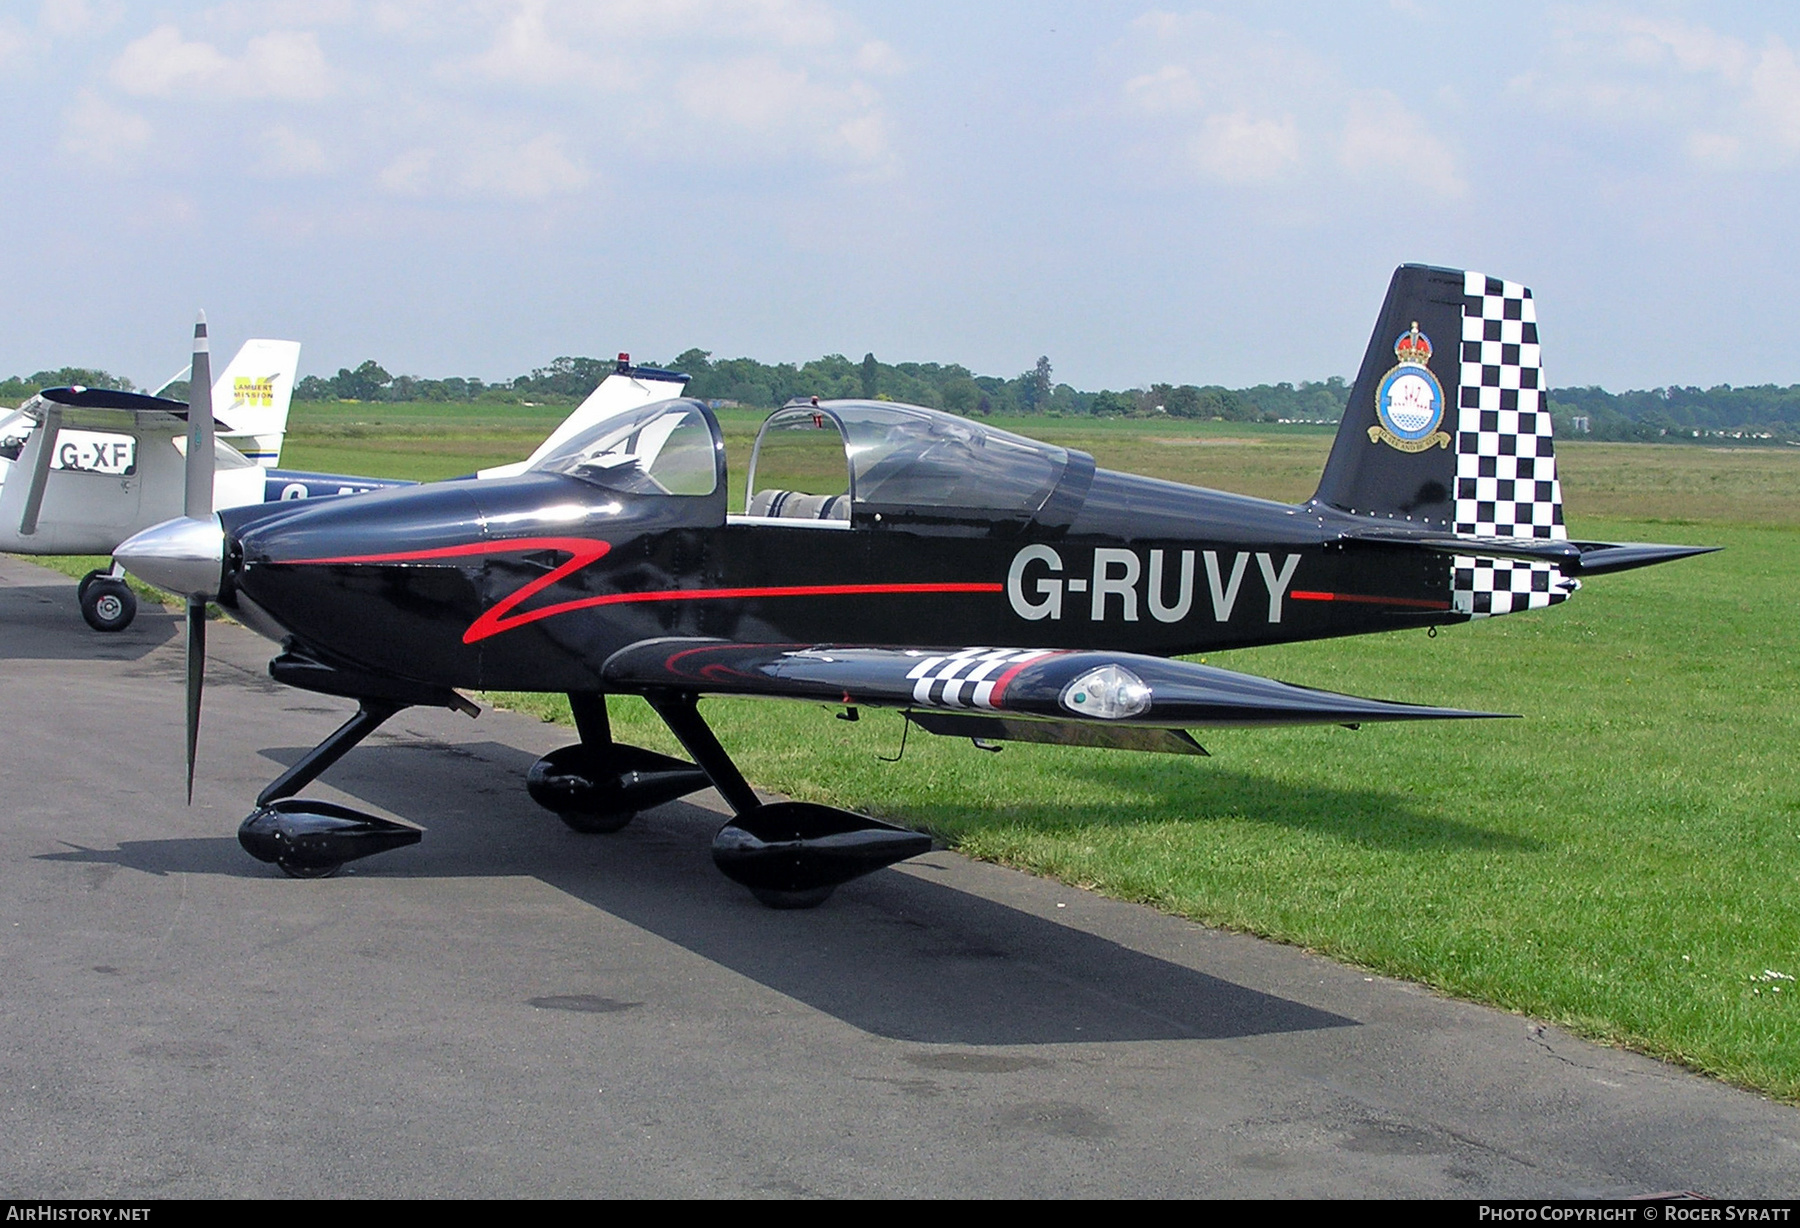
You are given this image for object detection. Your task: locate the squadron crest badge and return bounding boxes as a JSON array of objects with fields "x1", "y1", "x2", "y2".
[{"x1": 1368, "y1": 322, "x2": 1450, "y2": 452}]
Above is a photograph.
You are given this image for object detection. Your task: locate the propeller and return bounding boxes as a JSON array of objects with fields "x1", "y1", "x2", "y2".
[{"x1": 184, "y1": 313, "x2": 214, "y2": 802}]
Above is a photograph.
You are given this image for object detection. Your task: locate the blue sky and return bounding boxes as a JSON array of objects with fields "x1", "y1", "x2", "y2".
[{"x1": 4, "y1": 1, "x2": 1799, "y2": 393}]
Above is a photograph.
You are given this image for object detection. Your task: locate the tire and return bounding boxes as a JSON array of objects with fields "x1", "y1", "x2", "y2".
[
  {"x1": 81, "y1": 579, "x2": 137, "y2": 632},
  {"x1": 77, "y1": 568, "x2": 109, "y2": 602}
]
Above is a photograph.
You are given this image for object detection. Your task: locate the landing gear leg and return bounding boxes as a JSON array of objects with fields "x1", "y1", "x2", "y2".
[
  {"x1": 237, "y1": 700, "x2": 421, "y2": 878},
  {"x1": 525, "y1": 692, "x2": 711, "y2": 833},
  {"x1": 644, "y1": 690, "x2": 932, "y2": 909}
]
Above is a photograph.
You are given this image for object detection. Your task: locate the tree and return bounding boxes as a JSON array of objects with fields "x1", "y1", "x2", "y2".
[
  {"x1": 860, "y1": 352, "x2": 879, "y2": 400},
  {"x1": 332, "y1": 360, "x2": 392, "y2": 401},
  {"x1": 1021, "y1": 356, "x2": 1053, "y2": 412},
  {"x1": 1090, "y1": 390, "x2": 1134, "y2": 417},
  {"x1": 1165, "y1": 384, "x2": 1203, "y2": 418}
]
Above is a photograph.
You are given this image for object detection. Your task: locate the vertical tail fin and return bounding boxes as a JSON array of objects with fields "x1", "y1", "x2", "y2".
[
  {"x1": 212, "y1": 338, "x2": 301, "y2": 468},
  {"x1": 1313, "y1": 264, "x2": 1570, "y2": 617}
]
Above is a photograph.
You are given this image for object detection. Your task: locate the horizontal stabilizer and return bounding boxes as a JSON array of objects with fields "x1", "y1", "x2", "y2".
[
  {"x1": 1337, "y1": 524, "x2": 1582, "y2": 568},
  {"x1": 1569, "y1": 541, "x2": 1719, "y2": 575},
  {"x1": 604, "y1": 638, "x2": 1509, "y2": 729},
  {"x1": 1336, "y1": 523, "x2": 1715, "y2": 575}
]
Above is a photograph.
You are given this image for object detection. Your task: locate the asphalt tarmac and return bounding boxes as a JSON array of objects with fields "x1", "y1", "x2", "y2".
[{"x1": 2, "y1": 554, "x2": 1796, "y2": 1199}]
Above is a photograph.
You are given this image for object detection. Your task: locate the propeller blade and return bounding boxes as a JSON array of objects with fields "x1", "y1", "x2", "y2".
[
  {"x1": 186, "y1": 596, "x2": 206, "y2": 803},
  {"x1": 185, "y1": 313, "x2": 213, "y2": 521},
  {"x1": 183, "y1": 310, "x2": 213, "y2": 803}
]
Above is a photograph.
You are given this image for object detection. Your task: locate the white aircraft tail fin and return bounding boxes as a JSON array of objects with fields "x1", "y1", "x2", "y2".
[
  {"x1": 212, "y1": 338, "x2": 301, "y2": 468},
  {"x1": 478, "y1": 355, "x2": 689, "y2": 480}
]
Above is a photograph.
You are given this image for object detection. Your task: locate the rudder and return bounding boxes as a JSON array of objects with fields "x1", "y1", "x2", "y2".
[{"x1": 1313, "y1": 265, "x2": 1570, "y2": 617}]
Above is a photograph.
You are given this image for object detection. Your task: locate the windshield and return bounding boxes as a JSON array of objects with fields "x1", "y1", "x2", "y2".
[{"x1": 529, "y1": 400, "x2": 719, "y2": 496}]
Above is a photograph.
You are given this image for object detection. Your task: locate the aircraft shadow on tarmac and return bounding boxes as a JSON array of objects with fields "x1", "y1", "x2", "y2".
[
  {"x1": 0, "y1": 582, "x2": 180, "y2": 661},
  {"x1": 45, "y1": 735, "x2": 1360, "y2": 1046}
]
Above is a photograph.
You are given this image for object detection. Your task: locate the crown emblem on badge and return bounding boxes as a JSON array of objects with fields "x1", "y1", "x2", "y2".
[
  {"x1": 1368, "y1": 320, "x2": 1450, "y2": 453},
  {"x1": 1393, "y1": 321, "x2": 1432, "y2": 367}
]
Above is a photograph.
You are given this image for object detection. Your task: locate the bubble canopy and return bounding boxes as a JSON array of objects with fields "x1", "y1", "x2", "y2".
[
  {"x1": 749, "y1": 400, "x2": 1077, "y2": 522},
  {"x1": 530, "y1": 396, "x2": 1088, "y2": 526}
]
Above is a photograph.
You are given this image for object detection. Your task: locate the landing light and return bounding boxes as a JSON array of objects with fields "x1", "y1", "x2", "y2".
[{"x1": 1059, "y1": 664, "x2": 1152, "y2": 720}]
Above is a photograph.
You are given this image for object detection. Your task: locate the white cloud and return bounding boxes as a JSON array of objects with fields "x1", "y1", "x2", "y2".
[
  {"x1": 457, "y1": 132, "x2": 590, "y2": 198},
  {"x1": 60, "y1": 89, "x2": 153, "y2": 169},
  {"x1": 852, "y1": 39, "x2": 904, "y2": 76},
  {"x1": 1189, "y1": 112, "x2": 1300, "y2": 183},
  {"x1": 253, "y1": 124, "x2": 332, "y2": 178},
  {"x1": 1749, "y1": 39, "x2": 1800, "y2": 150},
  {"x1": 677, "y1": 57, "x2": 813, "y2": 132},
  {"x1": 1340, "y1": 89, "x2": 1467, "y2": 198},
  {"x1": 454, "y1": 0, "x2": 639, "y2": 90},
  {"x1": 1515, "y1": 10, "x2": 1800, "y2": 169},
  {"x1": 436, "y1": 0, "x2": 898, "y2": 172},
  {"x1": 0, "y1": 21, "x2": 28, "y2": 68},
  {"x1": 549, "y1": 0, "x2": 844, "y2": 47},
  {"x1": 1110, "y1": 10, "x2": 1462, "y2": 194},
  {"x1": 111, "y1": 25, "x2": 230, "y2": 94},
  {"x1": 38, "y1": 0, "x2": 118, "y2": 39},
  {"x1": 671, "y1": 57, "x2": 895, "y2": 170},
  {"x1": 378, "y1": 129, "x2": 591, "y2": 200},
  {"x1": 378, "y1": 146, "x2": 435, "y2": 195},
  {"x1": 111, "y1": 24, "x2": 333, "y2": 101},
  {"x1": 1123, "y1": 64, "x2": 1204, "y2": 116},
  {"x1": 51, "y1": 0, "x2": 896, "y2": 213}
]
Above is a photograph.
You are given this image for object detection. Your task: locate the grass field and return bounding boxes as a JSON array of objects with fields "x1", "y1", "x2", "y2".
[{"x1": 26, "y1": 402, "x2": 1800, "y2": 1098}]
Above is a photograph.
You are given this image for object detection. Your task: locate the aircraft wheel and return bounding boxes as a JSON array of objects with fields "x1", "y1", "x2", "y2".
[
  {"x1": 749, "y1": 885, "x2": 835, "y2": 910},
  {"x1": 77, "y1": 568, "x2": 108, "y2": 602},
  {"x1": 81, "y1": 579, "x2": 137, "y2": 632},
  {"x1": 277, "y1": 858, "x2": 341, "y2": 880},
  {"x1": 556, "y1": 809, "x2": 635, "y2": 834}
]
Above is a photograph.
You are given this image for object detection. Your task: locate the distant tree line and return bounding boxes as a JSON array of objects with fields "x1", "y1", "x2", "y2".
[
  {"x1": 10, "y1": 353, "x2": 1800, "y2": 444},
  {"x1": 280, "y1": 349, "x2": 1356, "y2": 422},
  {"x1": 1547, "y1": 385, "x2": 1800, "y2": 443},
  {"x1": 662, "y1": 349, "x2": 1354, "y2": 423}
]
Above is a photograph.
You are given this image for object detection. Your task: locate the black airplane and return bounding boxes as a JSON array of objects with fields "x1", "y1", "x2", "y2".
[{"x1": 118, "y1": 265, "x2": 1711, "y2": 907}]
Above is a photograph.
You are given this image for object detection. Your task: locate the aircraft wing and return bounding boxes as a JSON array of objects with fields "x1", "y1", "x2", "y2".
[
  {"x1": 602, "y1": 638, "x2": 1507, "y2": 728},
  {"x1": 22, "y1": 387, "x2": 226, "y2": 433}
]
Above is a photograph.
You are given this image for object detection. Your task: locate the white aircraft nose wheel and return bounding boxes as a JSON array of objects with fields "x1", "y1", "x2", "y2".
[{"x1": 81, "y1": 578, "x2": 137, "y2": 632}]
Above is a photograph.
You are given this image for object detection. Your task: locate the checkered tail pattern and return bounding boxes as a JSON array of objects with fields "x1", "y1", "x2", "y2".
[{"x1": 1452, "y1": 271, "x2": 1575, "y2": 617}]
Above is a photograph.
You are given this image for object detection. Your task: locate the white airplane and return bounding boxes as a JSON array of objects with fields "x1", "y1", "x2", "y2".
[{"x1": 0, "y1": 332, "x2": 685, "y2": 632}]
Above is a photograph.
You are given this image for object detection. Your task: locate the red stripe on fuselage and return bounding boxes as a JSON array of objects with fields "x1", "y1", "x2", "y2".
[
  {"x1": 1290, "y1": 590, "x2": 1450, "y2": 610},
  {"x1": 284, "y1": 538, "x2": 1002, "y2": 644},
  {"x1": 474, "y1": 582, "x2": 1003, "y2": 643}
]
